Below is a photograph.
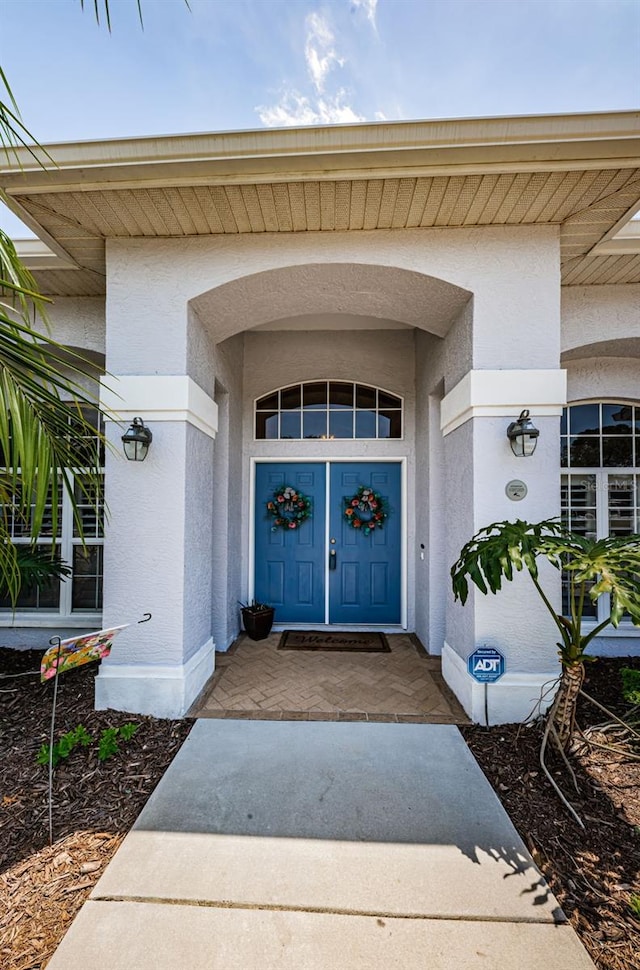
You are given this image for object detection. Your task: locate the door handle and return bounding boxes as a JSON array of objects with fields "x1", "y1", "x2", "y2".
[{"x1": 329, "y1": 548, "x2": 337, "y2": 570}]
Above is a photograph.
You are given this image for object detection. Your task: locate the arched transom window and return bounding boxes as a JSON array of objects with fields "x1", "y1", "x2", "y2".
[
  {"x1": 255, "y1": 382, "x2": 403, "y2": 440},
  {"x1": 561, "y1": 401, "x2": 639, "y2": 622}
]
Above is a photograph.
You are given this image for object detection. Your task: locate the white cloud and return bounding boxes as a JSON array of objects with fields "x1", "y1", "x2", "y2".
[
  {"x1": 256, "y1": 88, "x2": 365, "y2": 128},
  {"x1": 257, "y1": 8, "x2": 367, "y2": 128},
  {"x1": 351, "y1": 0, "x2": 378, "y2": 30},
  {"x1": 304, "y1": 12, "x2": 344, "y2": 94}
]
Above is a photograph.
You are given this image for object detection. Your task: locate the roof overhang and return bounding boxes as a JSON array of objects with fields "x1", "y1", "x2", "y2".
[{"x1": 2, "y1": 110, "x2": 639, "y2": 296}]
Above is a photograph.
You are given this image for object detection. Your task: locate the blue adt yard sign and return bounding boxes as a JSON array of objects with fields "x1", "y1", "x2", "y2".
[{"x1": 468, "y1": 647, "x2": 506, "y2": 683}]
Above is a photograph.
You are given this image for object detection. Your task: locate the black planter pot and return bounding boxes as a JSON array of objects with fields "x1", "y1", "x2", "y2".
[{"x1": 241, "y1": 607, "x2": 275, "y2": 641}]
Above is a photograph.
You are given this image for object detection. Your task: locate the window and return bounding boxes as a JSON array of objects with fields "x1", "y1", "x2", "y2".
[
  {"x1": 0, "y1": 408, "x2": 104, "y2": 618},
  {"x1": 561, "y1": 402, "x2": 639, "y2": 623},
  {"x1": 255, "y1": 382, "x2": 403, "y2": 440}
]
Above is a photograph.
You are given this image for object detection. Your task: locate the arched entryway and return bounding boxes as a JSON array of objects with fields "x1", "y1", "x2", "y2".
[{"x1": 190, "y1": 259, "x2": 471, "y2": 647}]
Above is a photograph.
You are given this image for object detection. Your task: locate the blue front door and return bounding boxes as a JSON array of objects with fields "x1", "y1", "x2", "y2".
[
  {"x1": 328, "y1": 462, "x2": 401, "y2": 624},
  {"x1": 254, "y1": 463, "x2": 326, "y2": 623},
  {"x1": 254, "y1": 462, "x2": 402, "y2": 625}
]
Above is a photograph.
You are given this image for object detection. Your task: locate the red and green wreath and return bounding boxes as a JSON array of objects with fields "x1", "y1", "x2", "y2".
[
  {"x1": 344, "y1": 486, "x2": 389, "y2": 536},
  {"x1": 267, "y1": 485, "x2": 312, "y2": 532}
]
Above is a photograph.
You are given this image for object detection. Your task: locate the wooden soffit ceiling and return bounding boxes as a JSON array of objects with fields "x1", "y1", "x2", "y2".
[{"x1": 3, "y1": 112, "x2": 639, "y2": 295}]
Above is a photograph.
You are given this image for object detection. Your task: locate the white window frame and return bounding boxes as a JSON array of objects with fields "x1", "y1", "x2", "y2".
[
  {"x1": 0, "y1": 426, "x2": 105, "y2": 628},
  {"x1": 254, "y1": 380, "x2": 404, "y2": 442},
  {"x1": 561, "y1": 398, "x2": 640, "y2": 637}
]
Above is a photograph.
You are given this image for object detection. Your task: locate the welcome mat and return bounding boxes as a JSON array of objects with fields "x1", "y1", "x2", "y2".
[{"x1": 278, "y1": 631, "x2": 390, "y2": 652}]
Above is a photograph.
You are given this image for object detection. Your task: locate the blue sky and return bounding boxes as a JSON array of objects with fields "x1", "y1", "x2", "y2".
[{"x1": 1, "y1": 0, "x2": 639, "y2": 234}]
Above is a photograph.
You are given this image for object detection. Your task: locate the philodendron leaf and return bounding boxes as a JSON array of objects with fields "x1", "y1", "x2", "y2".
[{"x1": 451, "y1": 517, "x2": 640, "y2": 654}]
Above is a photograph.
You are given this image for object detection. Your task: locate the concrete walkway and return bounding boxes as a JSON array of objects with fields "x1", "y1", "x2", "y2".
[{"x1": 48, "y1": 720, "x2": 595, "y2": 969}]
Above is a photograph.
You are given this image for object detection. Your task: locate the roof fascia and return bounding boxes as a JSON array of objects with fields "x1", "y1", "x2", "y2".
[{"x1": 1, "y1": 110, "x2": 639, "y2": 197}]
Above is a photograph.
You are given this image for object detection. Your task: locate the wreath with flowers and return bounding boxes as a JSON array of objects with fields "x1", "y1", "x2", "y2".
[
  {"x1": 267, "y1": 485, "x2": 312, "y2": 532},
  {"x1": 344, "y1": 486, "x2": 389, "y2": 536}
]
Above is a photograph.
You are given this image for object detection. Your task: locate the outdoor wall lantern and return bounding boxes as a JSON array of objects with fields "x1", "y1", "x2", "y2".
[
  {"x1": 507, "y1": 409, "x2": 539, "y2": 457},
  {"x1": 121, "y1": 417, "x2": 153, "y2": 462}
]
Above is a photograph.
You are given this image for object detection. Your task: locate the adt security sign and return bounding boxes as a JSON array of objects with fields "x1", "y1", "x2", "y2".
[{"x1": 468, "y1": 647, "x2": 506, "y2": 683}]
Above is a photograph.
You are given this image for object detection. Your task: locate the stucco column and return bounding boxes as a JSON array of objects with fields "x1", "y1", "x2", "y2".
[
  {"x1": 439, "y1": 236, "x2": 567, "y2": 725},
  {"x1": 94, "y1": 244, "x2": 218, "y2": 718}
]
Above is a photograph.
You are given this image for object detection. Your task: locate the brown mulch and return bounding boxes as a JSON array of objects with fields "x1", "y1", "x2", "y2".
[
  {"x1": 0, "y1": 648, "x2": 193, "y2": 970},
  {"x1": 462, "y1": 656, "x2": 640, "y2": 970},
  {"x1": 0, "y1": 649, "x2": 638, "y2": 970}
]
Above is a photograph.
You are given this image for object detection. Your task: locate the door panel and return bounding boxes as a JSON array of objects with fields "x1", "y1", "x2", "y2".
[
  {"x1": 254, "y1": 463, "x2": 326, "y2": 623},
  {"x1": 254, "y1": 461, "x2": 401, "y2": 625},
  {"x1": 329, "y1": 462, "x2": 401, "y2": 624}
]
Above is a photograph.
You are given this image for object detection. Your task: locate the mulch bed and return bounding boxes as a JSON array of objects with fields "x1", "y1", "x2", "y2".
[
  {"x1": 462, "y1": 656, "x2": 640, "y2": 970},
  {"x1": 0, "y1": 648, "x2": 193, "y2": 970},
  {"x1": 0, "y1": 648, "x2": 638, "y2": 970}
]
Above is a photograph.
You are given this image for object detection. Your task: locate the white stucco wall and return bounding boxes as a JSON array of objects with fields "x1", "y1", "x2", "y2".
[
  {"x1": 566, "y1": 357, "x2": 640, "y2": 402},
  {"x1": 562, "y1": 284, "x2": 640, "y2": 356},
  {"x1": 101, "y1": 420, "x2": 188, "y2": 666},
  {"x1": 414, "y1": 328, "x2": 447, "y2": 652},
  {"x1": 106, "y1": 224, "x2": 559, "y2": 353},
  {"x1": 211, "y1": 333, "x2": 245, "y2": 650},
  {"x1": 36, "y1": 296, "x2": 105, "y2": 356},
  {"x1": 438, "y1": 224, "x2": 564, "y2": 723}
]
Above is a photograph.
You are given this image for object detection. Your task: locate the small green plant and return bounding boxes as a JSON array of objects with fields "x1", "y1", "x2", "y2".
[
  {"x1": 118, "y1": 722, "x2": 139, "y2": 741},
  {"x1": 37, "y1": 722, "x2": 139, "y2": 767},
  {"x1": 97, "y1": 727, "x2": 120, "y2": 761},
  {"x1": 629, "y1": 894, "x2": 640, "y2": 918},
  {"x1": 621, "y1": 668, "x2": 640, "y2": 707},
  {"x1": 238, "y1": 599, "x2": 272, "y2": 613},
  {"x1": 97, "y1": 723, "x2": 139, "y2": 762},
  {"x1": 37, "y1": 724, "x2": 93, "y2": 768}
]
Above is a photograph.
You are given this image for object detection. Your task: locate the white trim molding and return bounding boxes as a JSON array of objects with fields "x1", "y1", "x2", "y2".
[
  {"x1": 95, "y1": 637, "x2": 214, "y2": 718},
  {"x1": 100, "y1": 375, "x2": 218, "y2": 439},
  {"x1": 441, "y1": 369, "x2": 567, "y2": 437},
  {"x1": 442, "y1": 641, "x2": 559, "y2": 726}
]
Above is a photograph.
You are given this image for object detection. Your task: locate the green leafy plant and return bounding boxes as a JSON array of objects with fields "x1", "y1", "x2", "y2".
[
  {"x1": 37, "y1": 722, "x2": 139, "y2": 767},
  {"x1": 621, "y1": 668, "x2": 640, "y2": 707},
  {"x1": 98, "y1": 723, "x2": 139, "y2": 761},
  {"x1": 0, "y1": 546, "x2": 71, "y2": 604},
  {"x1": 451, "y1": 518, "x2": 640, "y2": 749},
  {"x1": 238, "y1": 599, "x2": 273, "y2": 614},
  {"x1": 37, "y1": 724, "x2": 93, "y2": 768},
  {"x1": 97, "y1": 727, "x2": 121, "y2": 761},
  {"x1": 117, "y1": 722, "x2": 139, "y2": 741},
  {"x1": 629, "y1": 894, "x2": 640, "y2": 918}
]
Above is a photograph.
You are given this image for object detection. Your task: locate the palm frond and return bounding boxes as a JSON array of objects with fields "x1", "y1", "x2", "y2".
[
  {"x1": 0, "y1": 254, "x2": 109, "y2": 604},
  {"x1": 79, "y1": 0, "x2": 144, "y2": 30},
  {"x1": 0, "y1": 228, "x2": 51, "y2": 326},
  {"x1": 0, "y1": 68, "x2": 51, "y2": 166}
]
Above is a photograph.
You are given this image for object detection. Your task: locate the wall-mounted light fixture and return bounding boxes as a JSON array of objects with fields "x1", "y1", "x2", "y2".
[
  {"x1": 121, "y1": 417, "x2": 153, "y2": 462},
  {"x1": 506, "y1": 409, "x2": 539, "y2": 458}
]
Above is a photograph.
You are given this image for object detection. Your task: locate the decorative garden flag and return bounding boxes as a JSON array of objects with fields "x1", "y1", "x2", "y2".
[{"x1": 40, "y1": 625, "x2": 129, "y2": 682}]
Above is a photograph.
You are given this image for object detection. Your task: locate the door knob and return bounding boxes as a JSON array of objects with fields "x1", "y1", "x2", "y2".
[{"x1": 329, "y1": 549, "x2": 337, "y2": 570}]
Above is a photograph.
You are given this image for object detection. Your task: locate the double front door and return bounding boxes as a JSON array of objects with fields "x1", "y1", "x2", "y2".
[{"x1": 254, "y1": 461, "x2": 402, "y2": 625}]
